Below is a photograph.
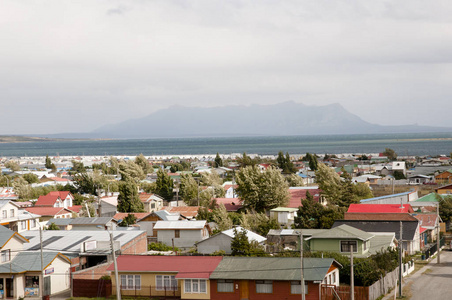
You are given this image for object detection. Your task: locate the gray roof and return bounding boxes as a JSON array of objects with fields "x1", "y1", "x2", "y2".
[
  {"x1": 332, "y1": 220, "x2": 418, "y2": 241},
  {"x1": 368, "y1": 234, "x2": 396, "y2": 255},
  {"x1": 154, "y1": 210, "x2": 180, "y2": 221},
  {"x1": 154, "y1": 220, "x2": 206, "y2": 230},
  {"x1": 210, "y1": 257, "x2": 340, "y2": 281},
  {"x1": 47, "y1": 218, "x2": 73, "y2": 226},
  {"x1": 0, "y1": 226, "x2": 28, "y2": 248},
  {"x1": 305, "y1": 224, "x2": 374, "y2": 241},
  {"x1": 0, "y1": 252, "x2": 69, "y2": 273},
  {"x1": 46, "y1": 217, "x2": 113, "y2": 227},
  {"x1": 22, "y1": 229, "x2": 145, "y2": 255}
]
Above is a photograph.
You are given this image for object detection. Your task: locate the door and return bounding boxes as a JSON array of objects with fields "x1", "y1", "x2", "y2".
[
  {"x1": 44, "y1": 277, "x2": 51, "y2": 296},
  {"x1": 5, "y1": 278, "x2": 13, "y2": 298},
  {"x1": 239, "y1": 280, "x2": 249, "y2": 300}
]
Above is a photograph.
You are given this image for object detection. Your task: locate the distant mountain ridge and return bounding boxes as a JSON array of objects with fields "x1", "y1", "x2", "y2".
[{"x1": 87, "y1": 101, "x2": 451, "y2": 139}]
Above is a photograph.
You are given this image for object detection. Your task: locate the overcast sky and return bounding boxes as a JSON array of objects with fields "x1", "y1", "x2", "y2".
[{"x1": 1, "y1": 0, "x2": 452, "y2": 135}]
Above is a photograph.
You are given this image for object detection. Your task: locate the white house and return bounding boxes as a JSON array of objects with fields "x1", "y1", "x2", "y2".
[
  {"x1": 269, "y1": 207, "x2": 298, "y2": 227},
  {"x1": 153, "y1": 220, "x2": 210, "y2": 249}
]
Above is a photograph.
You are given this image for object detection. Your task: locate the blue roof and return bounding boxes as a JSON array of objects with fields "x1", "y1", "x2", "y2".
[{"x1": 360, "y1": 191, "x2": 412, "y2": 203}]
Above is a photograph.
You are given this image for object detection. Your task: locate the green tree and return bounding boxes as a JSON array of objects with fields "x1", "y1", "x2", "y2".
[
  {"x1": 119, "y1": 160, "x2": 145, "y2": 182},
  {"x1": 5, "y1": 161, "x2": 20, "y2": 172},
  {"x1": 154, "y1": 169, "x2": 174, "y2": 200},
  {"x1": 315, "y1": 163, "x2": 342, "y2": 204},
  {"x1": 382, "y1": 148, "x2": 397, "y2": 161},
  {"x1": 294, "y1": 199, "x2": 344, "y2": 229},
  {"x1": 215, "y1": 153, "x2": 223, "y2": 168},
  {"x1": 79, "y1": 201, "x2": 97, "y2": 217},
  {"x1": 212, "y1": 203, "x2": 233, "y2": 232},
  {"x1": 45, "y1": 155, "x2": 56, "y2": 171},
  {"x1": 179, "y1": 173, "x2": 199, "y2": 204},
  {"x1": 306, "y1": 153, "x2": 319, "y2": 171},
  {"x1": 117, "y1": 179, "x2": 144, "y2": 212},
  {"x1": 135, "y1": 154, "x2": 152, "y2": 175},
  {"x1": 393, "y1": 170, "x2": 406, "y2": 180},
  {"x1": 119, "y1": 213, "x2": 137, "y2": 227},
  {"x1": 241, "y1": 213, "x2": 280, "y2": 236},
  {"x1": 235, "y1": 166, "x2": 289, "y2": 212},
  {"x1": 277, "y1": 151, "x2": 296, "y2": 174},
  {"x1": 23, "y1": 173, "x2": 40, "y2": 184},
  {"x1": 46, "y1": 223, "x2": 60, "y2": 230},
  {"x1": 286, "y1": 173, "x2": 305, "y2": 187},
  {"x1": 231, "y1": 227, "x2": 250, "y2": 256},
  {"x1": 438, "y1": 195, "x2": 452, "y2": 224},
  {"x1": 13, "y1": 177, "x2": 33, "y2": 199},
  {"x1": 71, "y1": 160, "x2": 86, "y2": 173},
  {"x1": 236, "y1": 153, "x2": 260, "y2": 168}
]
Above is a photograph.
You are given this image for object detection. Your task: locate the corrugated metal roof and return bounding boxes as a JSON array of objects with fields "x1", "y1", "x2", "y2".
[
  {"x1": 210, "y1": 257, "x2": 338, "y2": 281},
  {"x1": 154, "y1": 220, "x2": 206, "y2": 230},
  {"x1": 0, "y1": 252, "x2": 69, "y2": 273},
  {"x1": 305, "y1": 224, "x2": 373, "y2": 241}
]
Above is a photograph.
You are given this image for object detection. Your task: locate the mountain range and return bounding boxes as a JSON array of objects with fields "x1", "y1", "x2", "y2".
[{"x1": 51, "y1": 102, "x2": 451, "y2": 139}]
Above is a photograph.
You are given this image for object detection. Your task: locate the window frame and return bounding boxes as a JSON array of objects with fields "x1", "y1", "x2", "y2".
[
  {"x1": 217, "y1": 279, "x2": 234, "y2": 293},
  {"x1": 2, "y1": 210, "x2": 7, "y2": 219},
  {"x1": 340, "y1": 240, "x2": 358, "y2": 253},
  {"x1": 120, "y1": 275, "x2": 141, "y2": 290},
  {"x1": 290, "y1": 281, "x2": 308, "y2": 295},
  {"x1": 255, "y1": 280, "x2": 273, "y2": 294},
  {"x1": 1, "y1": 250, "x2": 11, "y2": 263},
  {"x1": 184, "y1": 279, "x2": 207, "y2": 294},
  {"x1": 156, "y1": 275, "x2": 177, "y2": 291},
  {"x1": 175, "y1": 229, "x2": 180, "y2": 238}
]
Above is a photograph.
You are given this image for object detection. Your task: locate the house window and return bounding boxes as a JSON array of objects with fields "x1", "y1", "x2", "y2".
[
  {"x1": 31, "y1": 219, "x2": 37, "y2": 228},
  {"x1": 120, "y1": 275, "x2": 141, "y2": 290},
  {"x1": 256, "y1": 280, "x2": 272, "y2": 293},
  {"x1": 21, "y1": 221, "x2": 27, "y2": 230},
  {"x1": 363, "y1": 241, "x2": 367, "y2": 251},
  {"x1": 332, "y1": 272, "x2": 336, "y2": 284},
  {"x1": 1, "y1": 250, "x2": 10, "y2": 262},
  {"x1": 10, "y1": 209, "x2": 14, "y2": 218},
  {"x1": 175, "y1": 230, "x2": 180, "y2": 238},
  {"x1": 2, "y1": 210, "x2": 6, "y2": 219},
  {"x1": 156, "y1": 275, "x2": 177, "y2": 291},
  {"x1": 290, "y1": 281, "x2": 308, "y2": 294},
  {"x1": 184, "y1": 279, "x2": 207, "y2": 294},
  {"x1": 25, "y1": 276, "x2": 40, "y2": 289},
  {"x1": 217, "y1": 280, "x2": 234, "y2": 292},
  {"x1": 151, "y1": 203, "x2": 156, "y2": 209},
  {"x1": 341, "y1": 240, "x2": 358, "y2": 253}
]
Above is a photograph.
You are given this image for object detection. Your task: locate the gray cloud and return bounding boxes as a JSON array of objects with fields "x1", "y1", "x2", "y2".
[{"x1": 1, "y1": 0, "x2": 452, "y2": 134}]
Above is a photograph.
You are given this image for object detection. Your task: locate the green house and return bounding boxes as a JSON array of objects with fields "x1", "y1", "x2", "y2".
[{"x1": 303, "y1": 224, "x2": 375, "y2": 257}]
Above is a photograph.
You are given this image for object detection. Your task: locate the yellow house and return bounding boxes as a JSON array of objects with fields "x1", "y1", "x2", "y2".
[{"x1": 108, "y1": 255, "x2": 223, "y2": 299}]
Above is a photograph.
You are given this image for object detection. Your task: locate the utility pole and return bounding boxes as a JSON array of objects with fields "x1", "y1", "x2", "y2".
[
  {"x1": 399, "y1": 221, "x2": 403, "y2": 298},
  {"x1": 39, "y1": 225, "x2": 44, "y2": 299},
  {"x1": 437, "y1": 203, "x2": 441, "y2": 264},
  {"x1": 350, "y1": 244, "x2": 354, "y2": 300},
  {"x1": 110, "y1": 232, "x2": 121, "y2": 300},
  {"x1": 300, "y1": 231, "x2": 305, "y2": 300}
]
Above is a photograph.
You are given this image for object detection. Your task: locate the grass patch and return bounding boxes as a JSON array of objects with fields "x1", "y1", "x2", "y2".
[{"x1": 422, "y1": 268, "x2": 433, "y2": 275}]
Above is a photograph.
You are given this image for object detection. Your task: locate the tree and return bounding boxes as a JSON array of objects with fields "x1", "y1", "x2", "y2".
[
  {"x1": 13, "y1": 177, "x2": 33, "y2": 199},
  {"x1": 154, "y1": 169, "x2": 174, "y2": 200},
  {"x1": 5, "y1": 161, "x2": 20, "y2": 172},
  {"x1": 294, "y1": 199, "x2": 344, "y2": 229},
  {"x1": 46, "y1": 223, "x2": 60, "y2": 230},
  {"x1": 438, "y1": 195, "x2": 452, "y2": 224},
  {"x1": 382, "y1": 148, "x2": 397, "y2": 161},
  {"x1": 79, "y1": 201, "x2": 97, "y2": 217},
  {"x1": 215, "y1": 153, "x2": 223, "y2": 168},
  {"x1": 23, "y1": 173, "x2": 40, "y2": 184},
  {"x1": 135, "y1": 154, "x2": 152, "y2": 175},
  {"x1": 240, "y1": 213, "x2": 280, "y2": 236},
  {"x1": 231, "y1": 227, "x2": 250, "y2": 256},
  {"x1": 71, "y1": 160, "x2": 86, "y2": 173},
  {"x1": 45, "y1": 155, "x2": 56, "y2": 171},
  {"x1": 119, "y1": 160, "x2": 145, "y2": 182},
  {"x1": 286, "y1": 173, "x2": 305, "y2": 187},
  {"x1": 179, "y1": 173, "x2": 199, "y2": 204},
  {"x1": 306, "y1": 153, "x2": 319, "y2": 171},
  {"x1": 117, "y1": 179, "x2": 144, "y2": 212},
  {"x1": 277, "y1": 151, "x2": 296, "y2": 174},
  {"x1": 236, "y1": 153, "x2": 260, "y2": 168},
  {"x1": 235, "y1": 166, "x2": 289, "y2": 212},
  {"x1": 393, "y1": 170, "x2": 406, "y2": 180},
  {"x1": 212, "y1": 204, "x2": 233, "y2": 232},
  {"x1": 315, "y1": 163, "x2": 342, "y2": 204},
  {"x1": 119, "y1": 214, "x2": 137, "y2": 227}
]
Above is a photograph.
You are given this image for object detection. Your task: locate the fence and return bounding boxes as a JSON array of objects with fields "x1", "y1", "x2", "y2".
[
  {"x1": 424, "y1": 237, "x2": 445, "y2": 260},
  {"x1": 114, "y1": 284, "x2": 180, "y2": 298},
  {"x1": 73, "y1": 278, "x2": 112, "y2": 298},
  {"x1": 321, "y1": 268, "x2": 399, "y2": 300}
]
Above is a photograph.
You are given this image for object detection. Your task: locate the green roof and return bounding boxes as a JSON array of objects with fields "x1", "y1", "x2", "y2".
[
  {"x1": 414, "y1": 193, "x2": 446, "y2": 202},
  {"x1": 305, "y1": 224, "x2": 373, "y2": 241},
  {"x1": 210, "y1": 257, "x2": 340, "y2": 281},
  {"x1": 0, "y1": 252, "x2": 69, "y2": 274}
]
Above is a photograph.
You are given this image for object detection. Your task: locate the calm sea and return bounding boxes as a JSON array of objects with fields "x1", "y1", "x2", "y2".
[{"x1": 1, "y1": 133, "x2": 452, "y2": 157}]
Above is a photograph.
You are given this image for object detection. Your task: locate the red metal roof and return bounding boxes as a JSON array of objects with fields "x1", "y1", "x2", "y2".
[
  {"x1": 113, "y1": 212, "x2": 151, "y2": 221},
  {"x1": 347, "y1": 204, "x2": 414, "y2": 214},
  {"x1": 48, "y1": 191, "x2": 72, "y2": 199},
  {"x1": 166, "y1": 206, "x2": 200, "y2": 218},
  {"x1": 25, "y1": 207, "x2": 72, "y2": 217},
  {"x1": 106, "y1": 255, "x2": 223, "y2": 279},
  {"x1": 215, "y1": 198, "x2": 243, "y2": 212},
  {"x1": 35, "y1": 195, "x2": 60, "y2": 207}
]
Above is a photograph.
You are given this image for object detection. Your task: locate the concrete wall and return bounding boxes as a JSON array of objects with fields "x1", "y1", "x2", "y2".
[
  {"x1": 46, "y1": 256, "x2": 71, "y2": 295},
  {"x1": 157, "y1": 229, "x2": 206, "y2": 249},
  {"x1": 121, "y1": 232, "x2": 148, "y2": 255}
]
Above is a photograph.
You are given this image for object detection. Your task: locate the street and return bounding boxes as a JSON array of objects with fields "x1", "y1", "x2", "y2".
[{"x1": 408, "y1": 250, "x2": 452, "y2": 300}]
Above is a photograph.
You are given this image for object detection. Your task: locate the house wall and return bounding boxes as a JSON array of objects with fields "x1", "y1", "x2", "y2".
[
  {"x1": 138, "y1": 221, "x2": 155, "y2": 239},
  {"x1": 120, "y1": 232, "x2": 148, "y2": 255},
  {"x1": 180, "y1": 279, "x2": 211, "y2": 299},
  {"x1": 111, "y1": 272, "x2": 181, "y2": 298},
  {"x1": 46, "y1": 256, "x2": 71, "y2": 295},
  {"x1": 210, "y1": 280, "x2": 320, "y2": 300},
  {"x1": 157, "y1": 229, "x2": 205, "y2": 249},
  {"x1": 197, "y1": 234, "x2": 232, "y2": 254},
  {"x1": 309, "y1": 238, "x2": 367, "y2": 256},
  {"x1": 5, "y1": 235, "x2": 25, "y2": 261},
  {"x1": 15, "y1": 274, "x2": 25, "y2": 299}
]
